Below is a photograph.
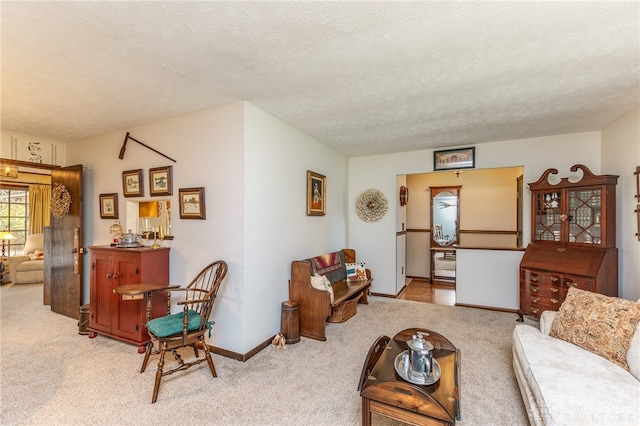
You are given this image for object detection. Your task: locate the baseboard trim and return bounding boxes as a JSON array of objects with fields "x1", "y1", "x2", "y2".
[
  {"x1": 208, "y1": 335, "x2": 275, "y2": 362},
  {"x1": 455, "y1": 302, "x2": 519, "y2": 315},
  {"x1": 370, "y1": 292, "x2": 397, "y2": 299}
]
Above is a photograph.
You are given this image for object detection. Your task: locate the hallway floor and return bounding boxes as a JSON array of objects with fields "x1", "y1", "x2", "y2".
[{"x1": 397, "y1": 278, "x2": 456, "y2": 306}]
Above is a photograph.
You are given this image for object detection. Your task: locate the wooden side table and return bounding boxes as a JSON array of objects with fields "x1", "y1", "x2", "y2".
[
  {"x1": 359, "y1": 328, "x2": 461, "y2": 425},
  {"x1": 113, "y1": 283, "x2": 179, "y2": 353}
]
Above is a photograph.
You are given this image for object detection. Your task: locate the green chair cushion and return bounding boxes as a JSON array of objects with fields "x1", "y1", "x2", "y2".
[{"x1": 147, "y1": 310, "x2": 202, "y2": 338}]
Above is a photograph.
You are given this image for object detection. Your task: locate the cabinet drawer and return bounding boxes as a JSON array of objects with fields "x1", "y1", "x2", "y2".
[{"x1": 562, "y1": 276, "x2": 594, "y2": 292}]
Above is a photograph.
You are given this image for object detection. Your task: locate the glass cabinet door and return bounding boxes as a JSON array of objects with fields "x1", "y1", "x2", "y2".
[
  {"x1": 533, "y1": 191, "x2": 561, "y2": 242},
  {"x1": 568, "y1": 188, "x2": 602, "y2": 245},
  {"x1": 533, "y1": 187, "x2": 604, "y2": 246}
]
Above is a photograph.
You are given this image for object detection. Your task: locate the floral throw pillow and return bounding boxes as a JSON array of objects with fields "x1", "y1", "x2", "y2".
[{"x1": 550, "y1": 287, "x2": 640, "y2": 370}]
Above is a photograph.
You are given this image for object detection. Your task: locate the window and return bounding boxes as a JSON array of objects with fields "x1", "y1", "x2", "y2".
[{"x1": 0, "y1": 186, "x2": 29, "y2": 256}]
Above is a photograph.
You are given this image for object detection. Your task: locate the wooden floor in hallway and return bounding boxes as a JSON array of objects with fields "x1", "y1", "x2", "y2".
[{"x1": 397, "y1": 278, "x2": 456, "y2": 306}]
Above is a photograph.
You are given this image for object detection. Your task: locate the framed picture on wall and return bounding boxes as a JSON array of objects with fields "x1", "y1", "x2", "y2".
[
  {"x1": 99, "y1": 193, "x2": 118, "y2": 219},
  {"x1": 122, "y1": 169, "x2": 144, "y2": 197},
  {"x1": 149, "y1": 166, "x2": 173, "y2": 196},
  {"x1": 179, "y1": 187, "x2": 206, "y2": 220},
  {"x1": 307, "y1": 170, "x2": 326, "y2": 216},
  {"x1": 434, "y1": 147, "x2": 475, "y2": 171}
]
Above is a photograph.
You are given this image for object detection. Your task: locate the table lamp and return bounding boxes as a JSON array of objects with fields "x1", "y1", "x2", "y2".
[{"x1": 0, "y1": 232, "x2": 16, "y2": 257}]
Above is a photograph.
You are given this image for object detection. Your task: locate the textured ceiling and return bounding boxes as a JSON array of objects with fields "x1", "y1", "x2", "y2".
[{"x1": 2, "y1": 1, "x2": 639, "y2": 157}]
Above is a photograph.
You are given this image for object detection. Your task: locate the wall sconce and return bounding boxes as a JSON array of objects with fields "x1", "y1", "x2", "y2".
[
  {"x1": 0, "y1": 165, "x2": 19, "y2": 179},
  {"x1": 0, "y1": 232, "x2": 16, "y2": 257}
]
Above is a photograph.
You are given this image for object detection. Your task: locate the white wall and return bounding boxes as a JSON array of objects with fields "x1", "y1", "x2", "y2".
[
  {"x1": 66, "y1": 101, "x2": 348, "y2": 355},
  {"x1": 602, "y1": 106, "x2": 640, "y2": 300},
  {"x1": 456, "y1": 248, "x2": 524, "y2": 310},
  {"x1": 243, "y1": 102, "x2": 348, "y2": 351},
  {"x1": 67, "y1": 103, "x2": 246, "y2": 352},
  {"x1": 349, "y1": 132, "x2": 602, "y2": 296}
]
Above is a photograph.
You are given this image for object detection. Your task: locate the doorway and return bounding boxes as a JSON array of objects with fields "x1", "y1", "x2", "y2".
[
  {"x1": 398, "y1": 278, "x2": 455, "y2": 306},
  {"x1": 403, "y1": 166, "x2": 524, "y2": 292}
]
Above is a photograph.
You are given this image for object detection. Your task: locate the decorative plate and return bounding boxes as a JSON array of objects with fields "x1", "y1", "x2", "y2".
[{"x1": 356, "y1": 188, "x2": 388, "y2": 222}]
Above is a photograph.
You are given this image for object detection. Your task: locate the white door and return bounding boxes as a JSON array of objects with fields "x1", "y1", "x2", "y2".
[{"x1": 396, "y1": 233, "x2": 406, "y2": 295}]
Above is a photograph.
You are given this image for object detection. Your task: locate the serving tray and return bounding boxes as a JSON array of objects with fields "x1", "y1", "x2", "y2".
[{"x1": 394, "y1": 350, "x2": 441, "y2": 385}]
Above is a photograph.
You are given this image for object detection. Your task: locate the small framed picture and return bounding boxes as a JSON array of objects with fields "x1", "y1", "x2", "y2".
[
  {"x1": 434, "y1": 147, "x2": 475, "y2": 171},
  {"x1": 99, "y1": 193, "x2": 118, "y2": 219},
  {"x1": 122, "y1": 169, "x2": 144, "y2": 197},
  {"x1": 179, "y1": 187, "x2": 206, "y2": 219},
  {"x1": 149, "y1": 166, "x2": 173, "y2": 196},
  {"x1": 307, "y1": 170, "x2": 326, "y2": 216}
]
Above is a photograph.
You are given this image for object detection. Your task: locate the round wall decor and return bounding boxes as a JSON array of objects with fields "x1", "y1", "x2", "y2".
[
  {"x1": 51, "y1": 183, "x2": 72, "y2": 219},
  {"x1": 356, "y1": 188, "x2": 388, "y2": 222}
]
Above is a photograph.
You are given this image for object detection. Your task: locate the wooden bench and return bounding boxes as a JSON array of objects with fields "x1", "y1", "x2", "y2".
[{"x1": 289, "y1": 248, "x2": 372, "y2": 341}]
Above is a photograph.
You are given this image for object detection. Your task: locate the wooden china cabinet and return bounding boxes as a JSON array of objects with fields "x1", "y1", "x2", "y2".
[
  {"x1": 88, "y1": 246, "x2": 170, "y2": 346},
  {"x1": 518, "y1": 164, "x2": 618, "y2": 321}
]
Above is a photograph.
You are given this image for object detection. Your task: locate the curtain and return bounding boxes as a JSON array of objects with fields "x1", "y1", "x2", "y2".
[{"x1": 29, "y1": 184, "x2": 51, "y2": 234}]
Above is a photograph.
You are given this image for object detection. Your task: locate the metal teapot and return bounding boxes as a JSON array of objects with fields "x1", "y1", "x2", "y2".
[
  {"x1": 407, "y1": 332, "x2": 434, "y2": 378},
  {"x1": 117, "y1": 229, "x2": 141, "y2": 247}
]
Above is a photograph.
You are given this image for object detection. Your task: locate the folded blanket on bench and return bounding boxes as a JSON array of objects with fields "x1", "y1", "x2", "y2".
[{"x1": 309, "y1": 251, "x2": 346, "y2": 283}]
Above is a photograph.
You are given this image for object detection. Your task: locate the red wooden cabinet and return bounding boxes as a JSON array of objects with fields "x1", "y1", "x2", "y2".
[{"x1": 88, "y1": 246, "x2": 170, "y2": 346}]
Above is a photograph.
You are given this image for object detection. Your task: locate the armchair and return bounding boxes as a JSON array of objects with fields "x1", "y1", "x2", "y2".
[{"x1": 7, "y1": 233, "x2": 44, "y2": 284}]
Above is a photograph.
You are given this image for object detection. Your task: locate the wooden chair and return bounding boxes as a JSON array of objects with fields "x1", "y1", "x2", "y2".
[{"x1": 140, "y1": 260, "x2": 228, "y2": 403}]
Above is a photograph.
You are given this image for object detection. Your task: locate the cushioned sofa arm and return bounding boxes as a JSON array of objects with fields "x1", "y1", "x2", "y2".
[
  {"x1": 7, "y1": 255, "x2": 30, "y2": 272},
  {"x1": 539, "y1": 310, "x2": 557, "y2": 335}
]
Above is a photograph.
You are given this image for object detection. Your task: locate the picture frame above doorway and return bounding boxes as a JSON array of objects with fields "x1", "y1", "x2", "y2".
[
  {"x1": 122, "y1": 169, "x2": 144, "y2": 197},
  {"x1": 149, "y1": 166, "x2": 173, "y2": 196},
  {"x1": 434, "y1": 147, "x2": 475, "y2": 171}
]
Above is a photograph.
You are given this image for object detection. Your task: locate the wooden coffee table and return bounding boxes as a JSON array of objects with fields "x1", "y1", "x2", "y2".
[{"x1": 359, "y1": 328, "x2": 460, "y2": 425}]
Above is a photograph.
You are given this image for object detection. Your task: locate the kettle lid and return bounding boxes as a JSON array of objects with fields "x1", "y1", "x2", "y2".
[{"x1": 407, "y1": 332, "x2": 434, "y2": 351}]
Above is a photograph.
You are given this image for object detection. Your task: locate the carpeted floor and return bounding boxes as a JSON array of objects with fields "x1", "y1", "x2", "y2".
[{"x1": 0, "y1": 283, "x2": 533, "y2": 425}]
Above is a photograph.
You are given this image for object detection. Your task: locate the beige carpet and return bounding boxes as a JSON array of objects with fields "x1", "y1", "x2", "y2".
[{"x1": 0, "y1": 283, "x2": 533, "y2": 425}]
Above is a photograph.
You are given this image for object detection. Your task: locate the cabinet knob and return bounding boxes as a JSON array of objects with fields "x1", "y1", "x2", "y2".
[
  {"x1": 550, "y1": 276, "x2": 559, "y2": 282},
  {"x1": 531, "y1": 286, "x2": 539, "y2": 293},
  {"x1": 531, "y1": 297, "x2": 539, "y2": 303},
  {"x1": 566, "y1": 281, "x2": 577, "y2": 288},
  {"x1": 551, "y1": 298, "x2": 559, "y2": 304},
  {"x1": 557, "y1": 248, "x2": 566, "y2": 253},
  {"x1": 107, "y1": 273, "x2": 113, "y2": 279},
  {"x1": 550, "y1": 287, "x2": 559, "y2": 293},
  {"x1": 530, "y1": 275, "x2": 539, "y2": 282}
]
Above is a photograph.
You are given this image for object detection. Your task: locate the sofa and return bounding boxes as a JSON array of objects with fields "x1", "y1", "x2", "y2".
[
  {"x1": 513, "y1": 287, "x2": 640, "y2": 425},
  {"x1": 7, "y1": 233, "x2": 44, "y2": 284}
]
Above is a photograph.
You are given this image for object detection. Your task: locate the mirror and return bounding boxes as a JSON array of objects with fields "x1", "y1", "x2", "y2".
[
  {"x1": 430, "y1": 186, "x2": 460, "y2": 285},
  {"x1": 124, "y1": 199, "x2": 173, "y2": 243},
  {"x1": 432, "y1": 190, "x2": 459, "y2": 246}
]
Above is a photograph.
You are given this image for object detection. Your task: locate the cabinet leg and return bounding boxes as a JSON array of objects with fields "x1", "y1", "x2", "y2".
[
  {"x1": 88, "y1": 331, "x2": 97, "y2": 338},
  {"x1": 138, "y1": 344, "x2": 147, "y2": 354}
]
